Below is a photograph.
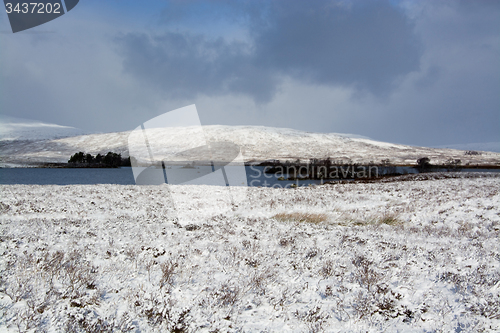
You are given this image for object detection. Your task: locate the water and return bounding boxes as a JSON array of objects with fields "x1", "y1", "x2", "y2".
[
  {"x1": 0, "y1": 166, "x2": 498, "y2": 186},
  {"x1": 0, "y1": 166, "x2": 322, "y2": 187},
  {"x1": 0, "y1": 167, "x2": 136, "y2": 185}
]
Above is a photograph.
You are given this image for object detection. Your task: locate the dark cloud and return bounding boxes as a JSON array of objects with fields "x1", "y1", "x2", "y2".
[
  {"x1": 1, "y1": 0, "x2": 498, "y2": 147},
  {"x1": 159, "y1": 0, "x2": 255, "y2": 26},
  {"x1": 116, "y1": 0, "x2": 421, "y2": 103},
  {"x1": 116, "y1": 31, "x2": 278, "y2": 103},
  {"x1": 252, "y1": 0, "x2": 421, "y2": 94}
]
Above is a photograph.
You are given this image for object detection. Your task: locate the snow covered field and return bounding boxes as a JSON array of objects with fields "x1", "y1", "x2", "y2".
[{"x1": 1, "y1": 174, "x2": 499, "y2": 332}]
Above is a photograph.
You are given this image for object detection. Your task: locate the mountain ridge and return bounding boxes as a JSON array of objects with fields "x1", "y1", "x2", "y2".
[{"x1": 1, "y1": 121, "x2": 499, "y2": 167}]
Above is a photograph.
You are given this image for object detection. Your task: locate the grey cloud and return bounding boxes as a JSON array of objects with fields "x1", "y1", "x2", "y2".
[
  {"x1": 252, "y1": 0, "x2": 422, "y2": 95},
  {"x1": 159, "y1": 0, "x2": 256, "y2": 26},
  {"x1": 116, "y1": 32, "x2": 278, "y2": 103},
  {"x1": 2, "y1": 0, "x2": 497, "y2": 147},
  {"x1": 116, "y1": 0, "x2": 422, "y2": 103},
  {"x1": 414, "y1": 65, "x2": 441, "y2": 90}
]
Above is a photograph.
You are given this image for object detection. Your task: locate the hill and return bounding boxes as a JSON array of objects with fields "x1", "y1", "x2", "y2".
[{"x1": 0, "y1": 119, "x2": 499, "y2": 167}]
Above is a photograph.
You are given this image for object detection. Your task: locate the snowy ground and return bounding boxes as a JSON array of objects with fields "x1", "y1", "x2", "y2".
[{"x1": 0, "y1": 174, "x2": 499, "y2": 332}]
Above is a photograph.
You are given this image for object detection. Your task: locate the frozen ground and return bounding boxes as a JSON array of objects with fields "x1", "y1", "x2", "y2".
[{"x1": 0, "y1": 174, "x2": 499, "y2": 332}]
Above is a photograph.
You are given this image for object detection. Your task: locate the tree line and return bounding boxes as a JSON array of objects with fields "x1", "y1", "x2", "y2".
[{"x1": 68, "y1": 152, "x2": 131, "y2": 167}]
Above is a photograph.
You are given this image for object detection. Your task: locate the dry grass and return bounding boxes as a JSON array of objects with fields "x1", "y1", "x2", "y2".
[
  {"x1": 377, "y1": 213, "x2": 401, "y2": 226},
  {"x1": 337, "y1": 212, "x2": 401, "y2": 226},
  {"x1": 273, "y1": 212, "x2": 328, "y2": 224}
]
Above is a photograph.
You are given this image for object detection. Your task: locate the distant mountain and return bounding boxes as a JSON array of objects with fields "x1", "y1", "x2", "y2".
[
  {"x1": 0, "y1": 115, "x2": 88, "y2": 141},
  {"x1": 1, "y1": 120, "x2": 499, "y2": 167}
]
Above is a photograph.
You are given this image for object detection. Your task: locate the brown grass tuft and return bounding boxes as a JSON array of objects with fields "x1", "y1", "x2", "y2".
[
  {"x1": 378, "y1": 213, "x2": 401, "y2": 226},
  {"x1": 274, "y1": 212, "x2": 328, "y2": 224}
]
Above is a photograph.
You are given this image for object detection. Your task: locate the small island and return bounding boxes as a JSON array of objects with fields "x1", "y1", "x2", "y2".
[{"x1": 38, "y1": 151, "x2": 131, "y2": 168}]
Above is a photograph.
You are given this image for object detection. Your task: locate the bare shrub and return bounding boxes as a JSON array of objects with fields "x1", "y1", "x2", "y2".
[
  {"x1": 12, "y1": 306, "x2": 40, "y2": 333},
  {"x1": 295, "y1": 306, "x2": 329, "y2": 333},
  {"x1": 352, "y1": 255, "x2": 381, "y2": 292},
  {"x1": 160, "y1": 260, "x2": 177, "y2": 289},
  {"x1": 320, "y1": 259, "x2": 334, "y2": 278},
  {"x1": 305, "y1": 248, "x2": 319, "y2": 260},
  {"x1": 250, "y1": 268, "x2": 275, "y2": 295},
  {"x1": 61, "y1": 251, "x2": 96, "y2": 297},
  {"x1": 0, "y1": 202, "x2": 10, "y2": 212},
  {"x1": 212, "y1": 283, "x2": 240, "y2": 307},
  {"x1": 352, "y1": 290, "x2": 375, "y2": 319},
  {"x1": 271, "y1": 288, "x2": 293, "y2": 310},
  {"x1": 170, "y1": 308, "x2": 191, "y2": 333},
  {"x1": 332, "y1": 285, "x2": 351, "y2": 322},
  {"x1": 145, "y1": 259, "x2": 156, "y2": 283},
  {"x1": 185, "y1": 224, "x2": 201, "y2": 231},
  {"x1": 469, "y1": 295, "x2": 500, "y2": 320},
  {"x1": 374, "y1": 284, "x2": 403, "y2": 319},
  {"x1": 141, "y1": 298, "x2": 191, "y2": 332},
  {"x1": 324, "y1": 285, "x2": 334, "y2": 297},
  {"x1": 244, "y1": 258, "x2": 259, "y2": 267},
  {"x1": 278, "y1": 236, "x2": 295, "y2": 247},
  {"x1": 4, "y1": 268, "x2": 34, "y2": 302},
  {"x1": 42, "y1": 251, "x2": 65, "y2": 277},
  {"x1": 65, "y1": 312, "x2": 135, "y2": 333},
  {"x1": 241, "y1": 239, "x2": 251, "y2": 249}
]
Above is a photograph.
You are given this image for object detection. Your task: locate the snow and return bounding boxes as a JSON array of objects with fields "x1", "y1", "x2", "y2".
[
  {"x1": 0, "y1": 116, "x2": 88, "y2": 142},
  {"x1": 1, "y1": 174, "x2": 499, "y2": 332},
  {"x1": 434, "y1": 142, "x2": 500, "y2": 153},
  {"x1": 1, "y1": 125, "x2": 500, "y2": 167}
]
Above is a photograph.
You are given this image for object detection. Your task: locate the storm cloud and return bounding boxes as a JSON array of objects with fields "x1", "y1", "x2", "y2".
[
  {"x1": 116, "y1": 31, "x2": 279, "y2": 103},
  {"x1": 0, "y1": 0, "x2": 498, "y2": 147},
  {"x1": 116, "y1": 0, "x2": 421, "y2": 102}
]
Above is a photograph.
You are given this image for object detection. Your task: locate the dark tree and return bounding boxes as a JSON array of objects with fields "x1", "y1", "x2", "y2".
[
  {"x1": 68, "y1": 151, "x2": 128, "y2": 167},
  {"x1": 68, "y1": 152, "x2": 85, "y2": 164},
  {"x1": 102, "y1": 152, "x2": 122, "y2": 167},
  {"x1": 85, "y1": 153, "x2": 94, "y2": 164},
  {"x1": 417, "y1": 157, "x2": 431, "y2": 171},
  {"x1": 122, "y1": 156, "x2": 131, "y2": 167}
]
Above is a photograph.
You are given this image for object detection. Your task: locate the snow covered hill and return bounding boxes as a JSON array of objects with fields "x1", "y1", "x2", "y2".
[
  {"x1": 434, "y1": 142, "x2": 500, "y2": 153},
  {"x1": 0, "y1": 118, "x2": 499, "y2": 167},
  {"x1": 0, "y1": 116, "x2": 88, "y2": 141}
]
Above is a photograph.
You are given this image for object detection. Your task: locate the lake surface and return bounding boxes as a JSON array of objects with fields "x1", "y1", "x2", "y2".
[
  {"x1": 0, "y1": 166, "x2": 498, "y2": 187},
  {"x1": 0, "y1": 167, "x2": 136, "y2": 185},
  {"x1": 0, "y1": 166, "x2": 317, "y2": 187}
]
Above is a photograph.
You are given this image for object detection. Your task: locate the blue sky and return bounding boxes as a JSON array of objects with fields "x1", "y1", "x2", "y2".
[{"x1": 0, "y1": 0, "x2": 499, "y2": 147}]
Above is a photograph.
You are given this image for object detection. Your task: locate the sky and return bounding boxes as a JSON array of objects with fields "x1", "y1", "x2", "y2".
[{"x1": 0, "y1": 0, "x2": 499, "y2": 147}]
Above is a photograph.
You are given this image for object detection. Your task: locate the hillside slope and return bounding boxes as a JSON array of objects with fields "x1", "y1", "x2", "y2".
[
  {"x1": 1, "y1": 124, "x2": 499, "y2": 166},
  {"x1": 0, "y1": 116, "x2": 88, "y2": 141}
]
